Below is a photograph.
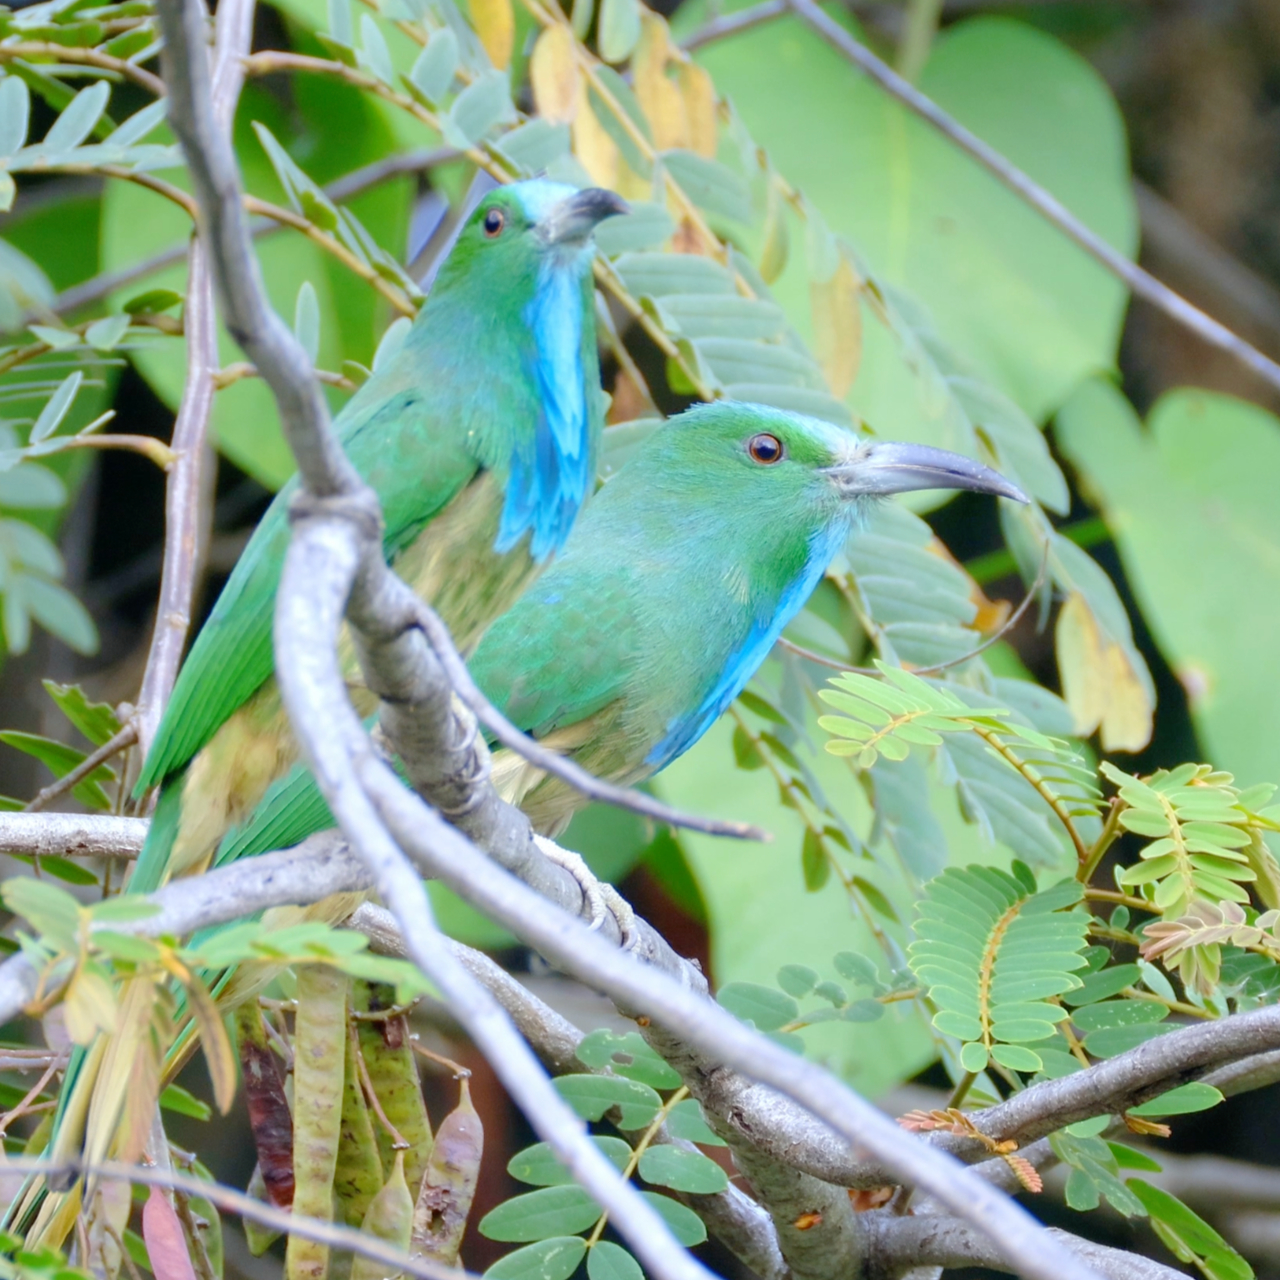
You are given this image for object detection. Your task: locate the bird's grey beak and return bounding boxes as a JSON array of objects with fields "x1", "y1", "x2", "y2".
[
  {"x1": 543, "y1": 188, "x2": 630, "y2": 245},
  {"x1": 828, "y1": 440, "x2": 1029, "y2": 503}
]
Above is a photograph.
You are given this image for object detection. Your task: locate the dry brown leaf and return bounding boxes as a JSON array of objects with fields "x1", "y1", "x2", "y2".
[
  {"x1": 1123, "y1": 1113, "x2": 1172, "y2": 1138},
  {"x1": 679, "y1": 60, "x2": 718, "y2": 157},
  {"x1": 810, "y1": 250, "x2": 862, "y2": 399},
  {"x1": 470, "y1": 0, "x2": 513, "y2": 68},
  {"x1": 530, "y1": 25, "x2": 581, "y2": 125}
]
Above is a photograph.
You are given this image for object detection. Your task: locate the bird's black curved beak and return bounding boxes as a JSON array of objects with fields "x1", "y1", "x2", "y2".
[
  {"x1": 543, "y1": 188, "x2": 631, "y2": 245},
  {"x1": 827, "y1": 440, "x2": 1029, "y2": 503}
]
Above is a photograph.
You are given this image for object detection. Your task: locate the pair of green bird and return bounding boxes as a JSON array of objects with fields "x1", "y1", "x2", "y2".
[
  {"x1": 136, "y1": 178, "x2": 1023, "y2": 887},
  {"x1": 28, "y1": 180, "x2": 1023, "y2": 1236}
]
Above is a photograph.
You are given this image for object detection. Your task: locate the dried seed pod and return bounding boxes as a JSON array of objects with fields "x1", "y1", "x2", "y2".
[
  {"x1": 334, "y1": 1018, "x2": 385, "y2": 1227},
  {"x1": 235, "y1": 1001, "x2": 294, "y2": 1208},
  {"x1": 287, "y1": 964, "x2": 348, "y2": 1280},
  {"x1": 411, "y1": 1076, "x2": 483, "y2": 1265},
  {"x1": 244, "y1": 1166, "x2": 281, "y2": 1257},
  {"x1": 350, "y1": 1150, "x2": 414, "y2": 1280},
  {"x1": 352, "y1": 982, "x2": 432, "y2": 1188}
]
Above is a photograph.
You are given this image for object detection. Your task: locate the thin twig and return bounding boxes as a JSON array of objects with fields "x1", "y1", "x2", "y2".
[
  {"x1": 135, "y1": 0, "x2": 254, "y2": 765},
  {"x1": 787, "y1": 0, "x2": 1280, "y2": 394},
  {"x1": 779, "y1": 539, "x2": 1049, "y2": 677},
  {"x1": 49, "y1": 147, "x2": 458, "y2": 319},
  {"x1": 0, "y1": 1053, "x2": 63, "y2": 1137},
  {"x1": 679, "y1": 0, "x2": 786, "y2": 51},
  {"x1": 409, "y1": 598, "x2": 766, "y2": 841},
  {"x1": 23, "y1": 722, "x2": 137, "y2": 814},
  {"x1": 0, "y1": 43, "x2": 166, "y2": 96}
]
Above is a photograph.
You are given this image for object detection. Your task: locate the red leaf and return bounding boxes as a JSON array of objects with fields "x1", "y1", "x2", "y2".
[{"x1": 142, "y1": 1186, "x2": 198, "y2": 1280}]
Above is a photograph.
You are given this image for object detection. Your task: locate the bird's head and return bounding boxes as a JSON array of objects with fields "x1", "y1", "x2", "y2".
[
  {"x1": 659, "y1": 401, "x2": 1028, "y2": 515},
  {"x1": 435, "y1": 179, "x2": 629, "y2": 295}
]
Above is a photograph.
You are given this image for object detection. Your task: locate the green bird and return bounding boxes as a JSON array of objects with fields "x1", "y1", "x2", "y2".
[
  {"x1": 14, "y1": 180, "x2": 626, "y2": 1246},
  {"x1": 186, "y1": 401, "x2": 1025, "y2": 867},
  {"x1": 132, "y1": 178, "x2": 626, "y2": 893},
  {"x1": 469, "y1": 401, "x2": 1027, "y2": 835}
]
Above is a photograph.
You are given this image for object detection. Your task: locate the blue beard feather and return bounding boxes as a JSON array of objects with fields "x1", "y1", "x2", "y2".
[
  {"x1": 496, "y1": 260, "x2": 591, "y2": 563},
  {"x1": 644, "y1": 515, "x2": 856, "y2": 771}
]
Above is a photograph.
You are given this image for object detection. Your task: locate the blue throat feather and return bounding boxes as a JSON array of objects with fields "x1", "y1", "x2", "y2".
[
  {"x1": 496, "y1": 249, "x2": 591, "y2": 562},
  {"x1": 646, "y1": 516, "x2": 857, "y2": 770}
]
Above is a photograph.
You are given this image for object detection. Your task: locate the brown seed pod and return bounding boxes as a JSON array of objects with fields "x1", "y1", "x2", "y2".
[
  {"x1": 411, "y1": 1076, "x2": 484, "y2": 1265},
  {"x1": 235, "y1": 1001, "x2": 294, "y2": 1208}
]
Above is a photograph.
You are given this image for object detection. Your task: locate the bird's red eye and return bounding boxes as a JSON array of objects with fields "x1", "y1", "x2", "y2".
[
  {"x1": 748, "y1": 433, "x2": 783, "y2": 464},
  {"x1": 483, "y1": 209, "x2": 505, "y2": 238}
]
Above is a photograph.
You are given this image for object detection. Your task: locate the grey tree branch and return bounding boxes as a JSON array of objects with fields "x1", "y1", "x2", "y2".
[
  {"x1": 0, "y1": 813, "x2": 148, "y2": 859},
  {"x1": 785, "y1": 0, "x2": 1280, "y2": 396},
  {"x1": 863, "y1": 1214, "x2": 1188, "y2": 1280},
  {"x1": 135, "y1": 0, "x2": 254, "y2": 761}
]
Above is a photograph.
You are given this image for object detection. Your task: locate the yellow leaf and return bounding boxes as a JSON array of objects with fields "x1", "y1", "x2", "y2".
[
  {"x1": 1056, "y1": 591, "x2": 1152, "y2": 752},
  {"x1": 64, "y1": 965, "x2": 117, "y2": 1046},
  {"x1": 633, "y1": 13, "x2": 686, "y2": 151},
  {"x1": 84, "y1": 974, "x2": 156, "y2": 1166},
  {"x1": 469, "y1": 0, "x2": 513, "y2": 69},
  {"x1": 184, "y1": 969, "x2": 237, "y2": 1115},
  {"x1": 530, "y1": 25, "x2": 581, "y2": 125},
  {"x1": 679, "y1": 60, "x2": 717, "y2": 158},
  {"x1": 572, "y1": 98, "x2": 619, "y2": 188},
  {"x1": 810, "y1": 251, "x2": 862, "y2": 399}
]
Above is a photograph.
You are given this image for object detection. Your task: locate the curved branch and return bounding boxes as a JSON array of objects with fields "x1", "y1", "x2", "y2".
[{"x1": 0, "y1": 43, "x2": 166, "y2": 96}]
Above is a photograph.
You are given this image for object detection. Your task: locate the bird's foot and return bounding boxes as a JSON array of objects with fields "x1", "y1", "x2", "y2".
[{"x1": 534, "y1": 835, "x2": 638, "y2": 949}]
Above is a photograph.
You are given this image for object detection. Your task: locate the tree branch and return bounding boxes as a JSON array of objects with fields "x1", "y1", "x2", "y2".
[
  {"x1": 0, "y1": 813, "x2": 148, "y2": 859},
  {"x1": 785, "y1": 0, "x2": 1280, "y2": 396},
  {"x1": 134, "y1": 0, "x2": 254, "y2": 761},
  {"x1": 863, "y1": 1214, "x2": 1188, "y2": 1280}
]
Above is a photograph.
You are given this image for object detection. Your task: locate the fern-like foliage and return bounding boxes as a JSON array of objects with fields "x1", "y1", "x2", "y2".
[
  {"x1": 817, "y1": 665, "x2": 1101, "y2": 859},
  {"x1": 1106, "y1": 763, "x2": 1270, "y2": 915},
  {"x1": 908, "y1": 866, "x2": 1090, "y2": 1074}
]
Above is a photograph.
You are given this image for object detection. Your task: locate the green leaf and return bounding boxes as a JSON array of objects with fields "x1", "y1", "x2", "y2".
[
  {"x1": 665, "y1": 1098, "x2": 725, "y2": 1147},
  {"x1": 293, "y1": 281, "x2": 320, "y2": 366},
  {"x1": 1058, "y1": 379, "x2": 1280, "y2": 794},
  {"x1": 41, "y1": 82, "x2": 110, "y2": 154},
  {"x1": 776, "y1": 964, "x2": 819, "y2": 998},
  {"x1": 43, "y1": 681, "x2": 121, "y2": 746},
  {"x1": 1129, "y1": 1083, "x2": 1223, "y2": 1118},
  {"x1": 575, "y1": 1030, "x2": 682, "y2": 1089},
  {"x1": 160, "y1": 1084, "x2": 212, "y2": 1121},
  {"x1": 638, "y1": 1192, "x2": 706, "y2": 1246},
  {"x1": 1128, "y1": 1180, "x2": 1254, "y2": 1280},
  {"x1": 1108, "y1": 1142, "x2": 1162, "y2": 1173},
  {"x1": 29, "y1": 371, "x2": 82, "y2": 443},
  {"x1": 637, "y1": 1146, "x2": 728, "y2": 1194},
  {"x1": 586, "y1": 1242, "x2": 642, "y2": 1280},
  {"x1": 84, "y1": 315, "x2": 129, "y2": 351},
  {"x1": 29, "y1": 855, "x2": 96, "y2": 886},
  {"x1": 2, "y1": 876, "x2": 80, "y2": 952},
  {"x1": 1062, "y1": 963, "x2": 1141, "y2": 1007},
  {"x1": 479, "y1": 1187, "x2": 601, "y2": 1243},
  {"x1": 409, "y1": 30, "x2": 459, "y2": 106},
  {"x1": 90, "y1": 895, "x2": 161, "y2": 923},
  {"x1": 717, "y1": 981, "x2": 798, "y2": 1031},
  {"x1": 0, "y1": 77, "x2": 30, "y2": 158},
  {"x1": 508, "y1": 1137, "x2": 631, "y2": 1187},
  {"x1": 553, "y1": 1074, "x2": 661, "y2": 1129},
  {"x1": 663, "y1": 150, "x2": 752, "y2": 225},
  {"x1": 123, "y1": 288, "x2": 183, "y2": 316},
  {"x1": 442, "y1": 69, "x2": 514, "y2": 147},
  {"x1": 485, "y1": 1238, "x2": 588, "y2": 1280},
  {"x1": 597, "y1": 0, "x2": 640, "y2": 63},
  {"x1": 0, "y1": 730, "x2": 113, "y2": 808}
]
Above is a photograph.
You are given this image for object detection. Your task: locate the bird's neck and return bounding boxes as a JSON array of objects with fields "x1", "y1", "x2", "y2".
[{"x1": 412, "y1": 259, "x2": 597, "y2": 564}]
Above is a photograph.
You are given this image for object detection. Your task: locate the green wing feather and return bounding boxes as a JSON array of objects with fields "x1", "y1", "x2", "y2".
[
  {"x1": 140, "y1": 387, "x2": 479, "y2": 791},
  {"x1": 470, "y1": 565, "x2": 642, "y2": 737}
]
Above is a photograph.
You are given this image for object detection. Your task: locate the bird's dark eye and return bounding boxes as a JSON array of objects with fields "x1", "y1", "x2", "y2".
[
  {"x1": 483, "y1": 208, "x2": 505, "y2": 238},
  {"x1": 747, "y1": 433, "x2": 783, "y2": 464}
]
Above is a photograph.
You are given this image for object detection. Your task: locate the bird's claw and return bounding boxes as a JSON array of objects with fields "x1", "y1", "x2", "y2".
[{"x1": 534, "y1": 836, "x2": 638, "y2": 950}]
